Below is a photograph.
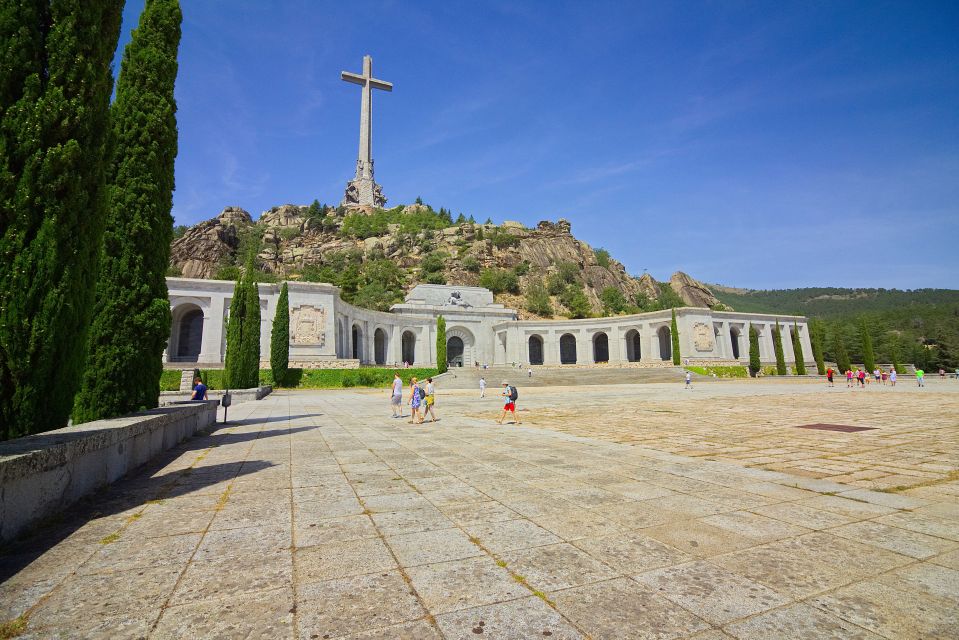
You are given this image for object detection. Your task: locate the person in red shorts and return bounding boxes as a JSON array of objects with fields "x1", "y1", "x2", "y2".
[{"x1": 496, "y1": 380, "x2": 521, "y2": 425}]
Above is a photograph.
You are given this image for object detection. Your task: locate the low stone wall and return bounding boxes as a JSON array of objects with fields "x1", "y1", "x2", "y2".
[
  {"x1": 0, "y1": 401, "x2": 217, "y2": 543},
  {"x1": 159, "y1": 385, "x2": 272, "y2": 406}
]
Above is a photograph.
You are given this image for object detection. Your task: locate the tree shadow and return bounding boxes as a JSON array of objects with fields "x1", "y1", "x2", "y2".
[
  {"x1": 0, "y1": 458, "x2": 275, "y2": 583},
  {"x1": 224, "y1": 414, "x2": 323, "y2": 426},
  {"x1": 176, "y1": 424, "x2": 319, "y2": 449}
]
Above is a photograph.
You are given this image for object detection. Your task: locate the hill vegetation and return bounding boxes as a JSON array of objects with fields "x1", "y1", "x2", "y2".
[{"x1": 710, "y1": 286, "x2": 959, "y2": 370}]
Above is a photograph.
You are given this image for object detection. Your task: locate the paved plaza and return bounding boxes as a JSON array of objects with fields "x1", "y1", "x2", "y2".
[{"x1": 2, "y1": 380, "x2": 958, "y2": 638}]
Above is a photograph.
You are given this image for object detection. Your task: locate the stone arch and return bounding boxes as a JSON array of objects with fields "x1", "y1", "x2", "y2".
[
  {"x1": 445, "y1": 327, "x2": 476, "y2": 368},
  {"x1": 730, "y1": 326, "x2": 742, "y2": 359},
  {"x1": 625, "y1": 329, "x2": 641, "y2": 362},
  {"x1": 374, "y1": 328, "x2": 388, "y2": 365},
  {"x1": 170, "y1": 303, "x2": 204, "y2": 362},
  {"x1": 593, "y1": 332, "x2": 609, "y2": 363},
  {"x1": 528, "y1": 335, "x2": 544, "y2": 365},
  {"x1": 560, "y1": 333, "x2": 577, "y2": 364},
  {"x1": 658, "y1": 326, "x2": 672, "y2": 361},
  {"x1": 401, "y1": 330, "x2": 416, "y2": 365},
  {"x1": 352, "y1": 323, "x2": 363, "y2": 361}
]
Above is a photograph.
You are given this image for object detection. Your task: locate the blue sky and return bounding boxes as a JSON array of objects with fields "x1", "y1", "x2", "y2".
[{"x1": 117, "y1": 1, "x2": 959, "y2": 289}]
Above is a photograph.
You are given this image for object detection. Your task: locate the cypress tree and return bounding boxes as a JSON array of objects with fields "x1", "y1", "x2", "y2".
[
  {"x1": 241, "y1": 275, "x2": 262, "y2": 388},
  {"x1": 810, "y1": 319, "x2": 826, "y2": 375},
  {"x1": 224, "y1": 275, "x2": 248, "y2": 389},
  {"x1": 436, "y1": 315, "x2": 447, "y2": 373},
  {"x1": 270, "y1": 282, "x2": 289, "y2": 386},
  {"x1": 748, "y1": 325, "x2": 761, "y2": 377},
  {"x1": 773, "y1": 320, "x2": 787, "y2": 375},
  {"x1": 792, "y1": 321, "x2": 807, "y2": 375},
  {"x1": 670, "y1": 308, "x2": 680, "y2": 365},
  {"x1": 74, "y1": 0, "x2": 183, "y2": 423},
  {"x1": 890, "y1": 336, "x2": 903, "y2": 373},
  {"x1": 860, "y1": 317, "x2": 876, "y2": 372},
  {"x1": 0, "y1": 2, "x2": 124, "y2": 438},
  {"x1": 834, "y1": 335, "x2": 852, "y2": 373}
]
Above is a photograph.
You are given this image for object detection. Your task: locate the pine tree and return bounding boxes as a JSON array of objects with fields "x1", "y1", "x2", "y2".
[
  {"x1": 773, "y1": 320, "x2": 787, "y2": 375},
  {"x1": 748, "y1": 325, "x2": 761, "y2": 377},
  {"x1": 436, "y1": 315, "x2": 447, "y2": 373},
  {"x1": 270, "y1": 282, "x2": 289, "y2": 386},
  {"x1": 670, "y1": 308, "x2": 681, "y2": 365},
  {"x1": 792, "y1": 321, "x2": 807, "y2": 375},
  {"x1": 74, "y1": 0, "x2": 183, "y2": 423},
  {"x1": 0, "y1": 2, "x2": 124, "y2": 439},
  {"x1": 860, "y1": 317, "x2": 876, "y2": 372},
  {"x1": 810, "y1": 319, "x2": 826, "y2": 375},
  {"x1": 224, "y1": 275, "x2": 248, "y2": 388},
  {"x1": 240, "y1": 275, "x2": 262, "y2": 388}
]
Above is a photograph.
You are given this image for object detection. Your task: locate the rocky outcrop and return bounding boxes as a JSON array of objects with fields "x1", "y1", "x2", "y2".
[
  {"x1": 669, "y1": 271, "x2": 722, "y2": 308},
  {"x1": 169, "y1": 207, "x2": 251, "y2": 278},
  {"x1": 168, "y1": 203, "x2": 729, "y2": 316}
]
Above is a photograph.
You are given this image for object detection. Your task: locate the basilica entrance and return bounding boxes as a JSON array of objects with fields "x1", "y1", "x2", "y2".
[
  {"x1": 170, "y1": 305, "x2": 203, "y2": 362},
  {"x1": 447, "y1": 336, "x2": 464, "y2": 367},
  {"x1": 528, "y1": 335, "x2": 544, "y2": 365}
]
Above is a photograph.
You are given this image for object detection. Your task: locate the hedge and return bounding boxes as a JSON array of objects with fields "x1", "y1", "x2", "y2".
[
  {"x1": 161, "y1": 367, "x2": 439, "y2": 391},
  {"x1": 686, "y1": 365, "x2": 748, "y2": 378}
]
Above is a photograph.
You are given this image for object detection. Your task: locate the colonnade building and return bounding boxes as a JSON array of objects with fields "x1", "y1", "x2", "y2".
[{"x1": 165, "y1": 279, "x2": 815, "y2": 370}]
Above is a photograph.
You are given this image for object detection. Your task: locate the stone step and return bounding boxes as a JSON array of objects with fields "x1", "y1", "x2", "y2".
[{"x1": 437, "y1": 366, "x2": 692, "y2": 389}]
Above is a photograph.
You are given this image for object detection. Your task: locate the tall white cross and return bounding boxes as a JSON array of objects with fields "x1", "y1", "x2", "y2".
[{"x1": 341, "y1": 55, "x2": 392, "y2": 181}]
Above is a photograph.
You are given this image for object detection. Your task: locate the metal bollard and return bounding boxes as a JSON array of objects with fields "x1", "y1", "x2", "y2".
[{"x1": 221, "y1": 390, "x2": 232, "y2": 424}]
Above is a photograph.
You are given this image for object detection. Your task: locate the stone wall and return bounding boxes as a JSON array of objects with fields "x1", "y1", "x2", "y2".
[{"x1": 0, "y1": 402, "x2": 217, "y2": 542}]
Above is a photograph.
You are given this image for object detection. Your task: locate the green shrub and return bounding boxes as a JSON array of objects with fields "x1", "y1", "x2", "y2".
[
  {"x1": 687, "y1": 365, "x2": 748, "y2": 378},
  {"x1": 215, "y1": 265, "x2": 242, "y2": 281},
  {"x1": 258, "y1": 367, "x2": 438, "y2": 389},
  {"x1": 600, "y1": 287, "x2": 627, "y2": 315},
  {"x1": 479, "y1": 268, "x2": 519, "y2": 294},
  {"x1": 421, "y1": 251, "x2": 447, "y2": 273},
  {"x1": 594, "y1": 248, "x2": 611, "y2": 268},
  {"x1": 461, "y1": 255, "x2": 480, "y2": 272},
  {"x1": 525, "y1": 279, "x2": 554, "y2": 317},
  {"x1": 487, "y1": 227, "x2": 520, "y2": 248},
  {"x1": 559, "y1": 284, "x2": 591, "y2": 319},
  {"x1": 513, "y1": 261, "x2": 530, "y2": 276}
]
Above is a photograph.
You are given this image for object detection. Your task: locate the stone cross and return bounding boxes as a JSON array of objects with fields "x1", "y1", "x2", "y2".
[{"x1": 341, "y1": 55, "x2": 392, "y2": 184}]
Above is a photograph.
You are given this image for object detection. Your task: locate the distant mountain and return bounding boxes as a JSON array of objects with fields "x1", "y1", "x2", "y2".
[{"x1": 709, "y1": 285, "x2": 959, "y2": 317}]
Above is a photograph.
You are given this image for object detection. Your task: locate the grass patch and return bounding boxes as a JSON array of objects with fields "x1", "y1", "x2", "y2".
[
  {"x1": 99, "y1": 532, "x2": 121, "y2": 544},
  {"x1": 214, "y1": 487, "x2": 232, "y2": 511},
  {"x1": 163, "y1": 367, "x2": 440, "y2": 391},
  {"x1": 686, "y1": 365, "x2": 748, "y2": 378},
  {"x1": 0, "y1": 614, "x2": 29, "y2": 639},
  {"x1": 879, "y1": 469, "x2": 959, "y2": 493}
]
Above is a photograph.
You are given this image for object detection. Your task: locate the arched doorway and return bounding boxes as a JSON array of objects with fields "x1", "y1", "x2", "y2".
[
  {"x1": 730, "y1": 327, "x2": 741, "y2": 359},
  {"x1": 401, "y1": 330, "x2": 416, "y2": 365},
  {"x1": 560, "y1": 333, "x2": 577, "y2": 364},
  {"x1": 625, "y1": 329, "x2": 641, "y2": 362},
  {"x1": 593, "y1": 333, "x2": 609, "y2": 363},
  {"x1": 528, "y1": 335, "x2": 544, "y2": 365},
  {"x1": 374, "y1": 328, "x2": 387, "y2": 365},
  {"x1": 658, "y1": 326, "x2": 672, "y2": 361},
  {"x1": 173, "y1": 307, "x2": 204, "y2": 362},
  {"x1": 447, "y1": 336, "x2": 465, "y2": 367},
  {"x1": 352, "y1": 324, "x2": 362, "y2": 361}
]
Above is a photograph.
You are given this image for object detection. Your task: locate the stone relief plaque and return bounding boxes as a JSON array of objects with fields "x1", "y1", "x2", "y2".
[
  {"x1": 693, "y1": 322, "x2": 714, "y2": 352},
  {"x1": 291, "y1": 305, "x2": 327, "y2": 346}
]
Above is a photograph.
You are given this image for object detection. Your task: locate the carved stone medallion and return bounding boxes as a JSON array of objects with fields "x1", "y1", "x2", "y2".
[
  {"x1": 693, "y1": 322, "x2": 714, "y2": 352},
  {"x1": 291, "y1": 305, "x2": 327, "y2": 346}
]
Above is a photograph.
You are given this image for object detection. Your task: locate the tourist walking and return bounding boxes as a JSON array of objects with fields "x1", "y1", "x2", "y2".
[
  {"x1": 890, "y1": 368, "x2": 897, "y2": 386},
  {"x1": 496, "y1": 381, "x2": 521, "y2": 425},
  {"x1": 191, "y1": 376, "x2": 208, "y2": 400},
  {"x1": 479, "y1": 377, "x2": 487, "y2": 398},
  {"x1": 857, "y1": 368, "x2": 866, "y2": 388},
  {"x1": 390, "y1": 372, "x2": 403, "y2": 418},
  {"x1": 826, "y1": 367, "x2": 834, "y2": 387},
  {"x1": 916, "y1": 368, "x2": 925, "y2": 387},
  {"x1": 846, "y1": 369, "x2": 853, "y2": 388},
  {"x1": 528, "y1": 367, "x2": 533, "y2": 378},
  {"x1": 424, "y1": 377, "x2": 438, "y2": 423},
  {"x1": 408, "y1": 376, "x2": 423, "y2": 424},
  {"x1": 874, "y1": 369, "x2": 881, "y2": 384},
  {"x1": 685, "y1": 371, "x2": 692, "y2": 390}
]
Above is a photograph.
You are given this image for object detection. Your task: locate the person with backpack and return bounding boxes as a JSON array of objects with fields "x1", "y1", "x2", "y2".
[
  {"x1": 496, "y1": 380, "x2": 521, "y2": 425},
  {"x1": 423, "y1": 377, "x2": 438, "y2": 423}
]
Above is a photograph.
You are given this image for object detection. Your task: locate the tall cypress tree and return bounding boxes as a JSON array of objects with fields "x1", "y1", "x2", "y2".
[
  {"x1": 860, "y1": 317, "x2": 876, "y2": 372},
  {"x1": 241, "y1": 275, "x2": 262, "y2": 388},
  {"x1": 74, "y1": 0, "x2": 183, "y2": 423},
  {"x1": 792, "y1": 321, "x2": 807, "y2": 375},
  {"x1": 436, "y1": 315, "x2": 447, "y2": 373},
  {"x1": 0, "y1": 2, "x2": 124, "y2": 438},
  {"x1": 670, "y1": 308, "x2": 680, "y2": 365},
  {"x1": 748, "y1": 325, "x2": 761, "y2": 377},
  {"x1": 224, "y1": 275, "x2": 248, "y2": 389},
  {"x1": 834, "y1": 335, "x2": 852, "y2": 373},
  {"x1": 270, "y1": 282, "x2": 289, "y2": 386},
  {"x1": 810, "y1": 319, "x2": 826, "y2": 375},
  {"x1": 773, "y1": 320, "x2": 787, "y2": 375}
]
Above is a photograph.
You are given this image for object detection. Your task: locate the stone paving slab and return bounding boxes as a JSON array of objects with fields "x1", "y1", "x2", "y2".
[{"x1": 1, "y1": 380, "x2": 957, "y2": 638}]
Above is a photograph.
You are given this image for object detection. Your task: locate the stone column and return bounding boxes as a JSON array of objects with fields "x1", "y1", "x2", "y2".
[
  {"x1": 610, "y1": 326, "x2": 624, "y2": 364},
  {"x1": 199, "y1": 296, "x2": 224, "y2": 363},
  {"x1": 544, "y1": 330, "x2": 559, "y2": 365},
  {"x1": 577, "y1": 330, "x2": 590, "y2": 365}
]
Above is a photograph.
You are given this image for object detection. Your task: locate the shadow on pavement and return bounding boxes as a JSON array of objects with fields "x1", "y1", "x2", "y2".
[
  {"x1": 0, "y1": 458, "x2": 275, "y2": 583},
  {"x1": 225, "y1": 414, "x2": 323, "y2": 426}
]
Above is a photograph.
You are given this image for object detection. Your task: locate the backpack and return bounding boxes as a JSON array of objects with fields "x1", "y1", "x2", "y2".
[{"x1": 509, "y1": 385, "x2": 518, "y2": 401}]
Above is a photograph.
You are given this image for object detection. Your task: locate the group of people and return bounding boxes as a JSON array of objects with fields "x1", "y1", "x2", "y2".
[
  {"x1": 825, "y1": 366, "x2": 899, "y2": 387},
  {"x1": 389, "y1": 373, "x2": 521, "y2": 425}
]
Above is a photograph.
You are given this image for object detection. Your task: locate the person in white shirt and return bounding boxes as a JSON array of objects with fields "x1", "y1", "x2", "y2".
[
  {"x1": 389, "y1": 372, "x2": 403, "y2": 418},
  {"x1": 479, "y1": 377, "x2": 486, "y2": 398}
]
